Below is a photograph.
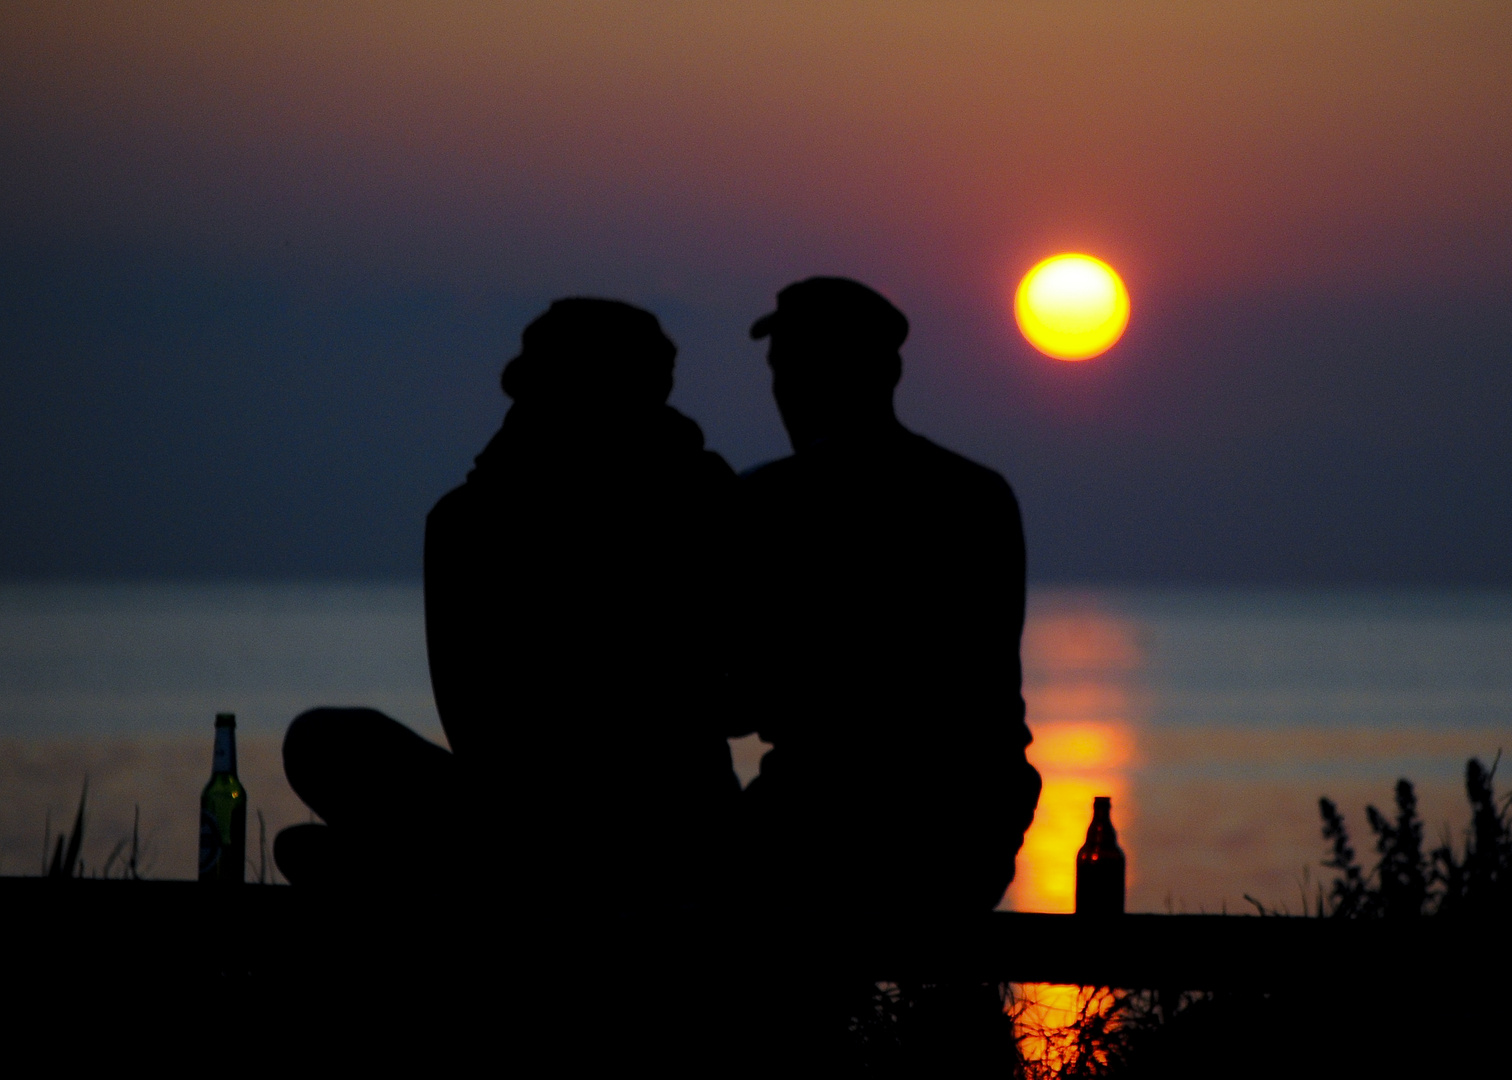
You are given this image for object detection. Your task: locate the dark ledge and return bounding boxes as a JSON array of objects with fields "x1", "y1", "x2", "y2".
[{"x1": 1, "y1": 877, "x2": 1489, "y2": 991}]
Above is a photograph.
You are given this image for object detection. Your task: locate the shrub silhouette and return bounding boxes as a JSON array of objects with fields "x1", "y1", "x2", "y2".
[
  {"x1": 1433, "y1": 755, "x2": 1512, "y2": 918},
  {"x1": 1319, "y1": 753, "x2": 1509, "y2": 919}
]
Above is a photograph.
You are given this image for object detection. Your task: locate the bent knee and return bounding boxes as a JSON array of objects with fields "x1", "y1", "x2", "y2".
[{"x1": 283, "y1": 707, "x2": 393, "y2": 791}]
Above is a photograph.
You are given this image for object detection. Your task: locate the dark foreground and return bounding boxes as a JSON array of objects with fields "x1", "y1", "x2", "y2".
[{"x1": 6, "y1": 877, "x2": 1502, "y2": 1075}]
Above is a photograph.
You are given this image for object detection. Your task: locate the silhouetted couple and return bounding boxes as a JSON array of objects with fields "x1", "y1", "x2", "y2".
[{"x1": 275, "y1": 277, "x2": 1040, "y2": 919}]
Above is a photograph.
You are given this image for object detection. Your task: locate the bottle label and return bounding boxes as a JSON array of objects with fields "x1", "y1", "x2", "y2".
[{"x1": 199, "y1": 808, "x2": 221, "y2": 877}]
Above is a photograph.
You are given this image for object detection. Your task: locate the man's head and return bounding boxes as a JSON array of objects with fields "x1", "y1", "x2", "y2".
[
  {"x1": 502, "y1": 298, "x2": 675, "y2": 409},
  {"x1": 750, "y1": 277, "x2": 908, "y2": 449}
]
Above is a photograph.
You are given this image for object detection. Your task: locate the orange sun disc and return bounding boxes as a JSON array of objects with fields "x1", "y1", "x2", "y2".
[{"x1": 1014, "y1": 254, "x2": 1130, "y2": 361}]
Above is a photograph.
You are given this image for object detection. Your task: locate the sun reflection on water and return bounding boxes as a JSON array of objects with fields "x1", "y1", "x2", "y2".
[
  {"x1": 1009, "y1": 983, "x2": 1121, "y2": 1075},
  {"x1": 1010, "y1": 720, "x2": 1137, "y2": 912},
  {"x1": 1005, "y1": 604, "x2": 1143, "y2": 914},
  {"x1": 1005, "y1": 602, "x2": 1143, "y2": 1067}
]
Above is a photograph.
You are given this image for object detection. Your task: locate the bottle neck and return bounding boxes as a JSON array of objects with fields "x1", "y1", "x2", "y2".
[
  {"x1": 212, "y1": 725, "x2": 237, "y2": 775},
  {"x1": 1087, "y1": 799, "x2": 1117, "y2": 846}
]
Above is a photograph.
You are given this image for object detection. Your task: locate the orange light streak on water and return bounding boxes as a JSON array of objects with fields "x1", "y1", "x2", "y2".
[
  {"x1": 1006, "y1": 603, "x2": 1142, "y2": 914},
  {"x1": 1007, "y1": 721, "x2": 1133, "y2": 1067},
  {"x1": 1009, "y1": 983, "x2": 1120, "y2": 1073},
  {"x1": 1005, "y1": 603, "x2": 1142, "y2": 1067},
  {"x1": 1010, "y1": 724, "x2": 1135, "y2": 913}
]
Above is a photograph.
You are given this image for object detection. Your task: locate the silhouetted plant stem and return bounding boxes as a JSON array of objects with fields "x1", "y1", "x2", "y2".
[
  {"x1": 129, "y1": 804, "x2": 140, "y2": 880},
  {"x1": 1319, "y1": 796, "x2": 1367, "y2": 917},
  {"x1": 44, "y1": 779, "x2": 88, "y2": 879}
]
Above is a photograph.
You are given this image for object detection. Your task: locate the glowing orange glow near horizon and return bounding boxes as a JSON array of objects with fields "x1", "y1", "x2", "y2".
[
  {"x1": 1015, "y1": 254, "x2": 1130, "y2": 361},
  {"x1": 1010, "y1": 721, "x2": 1133, "y2": 1068},
  {"x1": 1010, "y1": 722, "x2": 1135, "y2": 913},
  {"x1": 1006, "y1": 607, "x2": 1142, "y2": 1069},
  {"x1": 1005, "y1": 605, "x2": 1142, "y2": 914}
]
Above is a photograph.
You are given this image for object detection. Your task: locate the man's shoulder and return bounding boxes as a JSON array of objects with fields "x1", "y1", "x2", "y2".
[
  {"x1": 900, "y1": 430, "x2": 1011, "y2": 487},
  {"x1": 891, "y1": 431, "x2": 1021, "y2": 518},
  {"x1": 739, "y1": 429, "x2": 1015, "y2": 497}
]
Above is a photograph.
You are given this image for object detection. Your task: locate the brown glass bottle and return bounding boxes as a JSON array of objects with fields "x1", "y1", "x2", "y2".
[
  {"x1": 199, "y1": 712, "x2": 247, "y2": 884},
  {"x1": 1075, "y1": 795, "x2": 1125, "y2": 915}
]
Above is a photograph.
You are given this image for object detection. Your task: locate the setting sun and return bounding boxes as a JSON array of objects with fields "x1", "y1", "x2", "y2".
[{"x1": 1015, "y1": 254, "x2": 1130, "y2": 361}]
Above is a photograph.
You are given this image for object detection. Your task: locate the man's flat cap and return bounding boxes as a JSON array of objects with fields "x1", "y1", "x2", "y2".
[{"x1": 750, "y1": 277, "x2": 909, "y2": 353}]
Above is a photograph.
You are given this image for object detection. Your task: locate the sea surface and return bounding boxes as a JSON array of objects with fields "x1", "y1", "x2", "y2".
[{"x1": 2, "y1": 582, "x2": 1509, "y2": 912}]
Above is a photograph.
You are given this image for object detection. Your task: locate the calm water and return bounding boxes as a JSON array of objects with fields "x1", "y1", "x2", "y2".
[{"x1": 2, "y1": 582, "x2": 1509, "y2": 910}]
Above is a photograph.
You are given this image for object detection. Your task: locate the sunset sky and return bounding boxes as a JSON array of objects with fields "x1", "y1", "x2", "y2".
[{"x1": 3, "y1": 2, "x2": 1509, "y2": 581}]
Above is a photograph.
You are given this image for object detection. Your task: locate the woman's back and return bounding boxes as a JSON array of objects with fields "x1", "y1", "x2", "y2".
[{"x1": 423, "y1": 301, "x2": 739, "y2": 908}]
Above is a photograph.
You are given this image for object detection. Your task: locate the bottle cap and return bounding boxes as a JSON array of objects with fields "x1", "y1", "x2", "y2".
[{"x1": 214, "y1": 712, "x2": 236, "y2": 728}]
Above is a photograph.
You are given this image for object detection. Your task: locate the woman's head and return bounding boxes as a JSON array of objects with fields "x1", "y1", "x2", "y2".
[{"x1": 501, "y1": 298, "x2": 675, "y2": 409}]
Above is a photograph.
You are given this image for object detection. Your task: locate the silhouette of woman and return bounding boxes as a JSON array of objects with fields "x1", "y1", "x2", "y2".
[{"x1": 275, "y1": 299, "x2": 740, "y2": 911}]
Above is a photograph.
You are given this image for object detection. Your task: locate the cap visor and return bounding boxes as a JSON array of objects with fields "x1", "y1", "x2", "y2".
[{"x1": 750, "y1": 312, "x2": 777, "y2": 340}]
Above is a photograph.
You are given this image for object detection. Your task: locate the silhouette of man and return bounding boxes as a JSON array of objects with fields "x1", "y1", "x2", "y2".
[
  {"x1": 738, "y1": 277, "x2": 1041, "y2": 915},
  {"x1": 276, "y1": 299, "x2": 740, "y2": 912}
]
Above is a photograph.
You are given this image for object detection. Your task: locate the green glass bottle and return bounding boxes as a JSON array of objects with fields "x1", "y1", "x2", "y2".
[{"x1": 199, "y1": 712, "x2": 247, "y2": 884}]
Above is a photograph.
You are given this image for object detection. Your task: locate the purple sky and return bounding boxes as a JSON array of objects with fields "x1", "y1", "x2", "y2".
[{"x1": 3, "y1": 3, "x2": 1510, "y2": 582}]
